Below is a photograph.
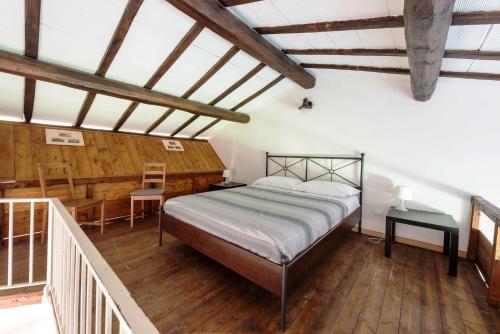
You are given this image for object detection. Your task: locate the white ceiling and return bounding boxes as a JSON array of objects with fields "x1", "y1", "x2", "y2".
[
  {"x1": 230, "y1": 0, "x2": 500, "y2": 72},
  {"x1": 0, "y1": 0, "x2": 499, "y2": 137}
]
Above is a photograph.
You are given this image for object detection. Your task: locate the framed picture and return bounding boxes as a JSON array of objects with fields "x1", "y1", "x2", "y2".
[
  {"x1": 45, "y1": 129, "x2": 85, "y2": 146},
  {"x1": 162, "y1": 139, "x2": 184, "y2": 151}
]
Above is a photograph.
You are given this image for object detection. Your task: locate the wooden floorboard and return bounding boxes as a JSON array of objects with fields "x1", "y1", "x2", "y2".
[{"x1": 1, "y1": 218, "x2": 500, "y2": 333}]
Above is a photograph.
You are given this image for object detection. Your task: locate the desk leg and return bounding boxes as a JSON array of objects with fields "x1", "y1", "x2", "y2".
[
  {"x1": 385, "y1": 218, "x2": 392, "y2": 257},
  {"x1": 392, "y1": 221, "x2": 396, "y2": 242},
  {"x1": 443, "y1": 232, "x2": 450, "y2": 256},
  {"x1": 449, "y1": 233, "x2": 458, "y2": 276}
]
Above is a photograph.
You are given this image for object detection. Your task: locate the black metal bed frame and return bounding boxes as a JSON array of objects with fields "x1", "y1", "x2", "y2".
[
  {"x1": 265, "y1": 152, "x2": 365, "y2": 330},
  {"x1": 160, "y1": 152, "x2": 365, "y2": 331}
]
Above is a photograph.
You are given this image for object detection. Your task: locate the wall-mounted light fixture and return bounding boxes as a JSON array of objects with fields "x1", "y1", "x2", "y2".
[{"x1": 298, "y1": 98, "x2": 313, "y2": 110}]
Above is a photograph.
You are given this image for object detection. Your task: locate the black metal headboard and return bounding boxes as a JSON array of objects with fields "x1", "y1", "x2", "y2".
[{"x1": 265, "y1": 152, "x2": 365, "y2": 191}]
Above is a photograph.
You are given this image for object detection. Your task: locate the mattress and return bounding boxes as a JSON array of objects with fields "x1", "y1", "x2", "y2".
[{"x1": 163, "y1": 185, "x2": 360, "y2": 264}]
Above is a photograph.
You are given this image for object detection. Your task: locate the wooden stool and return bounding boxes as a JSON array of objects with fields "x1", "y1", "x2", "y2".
[
  {"x1": 38, "y1": 163, "x2": 105, "y2": 243},
  {"x1": 130, "y1": 163, "x2": 166, "y2": 228}
]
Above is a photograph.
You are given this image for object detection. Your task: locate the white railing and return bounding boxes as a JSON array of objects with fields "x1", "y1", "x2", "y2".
[{"x1": 0, "y1": 198, "x2": 158, "y2": 334}]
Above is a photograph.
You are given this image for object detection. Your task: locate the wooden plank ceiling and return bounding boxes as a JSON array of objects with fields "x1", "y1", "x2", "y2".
[{"x1": 1, "y1": 0, "x2": 500, "y2": 139}]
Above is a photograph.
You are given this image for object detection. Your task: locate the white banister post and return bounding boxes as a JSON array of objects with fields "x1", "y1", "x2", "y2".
[{"x1": 46, "y1": 200, "x2": 54, "y2": 287}]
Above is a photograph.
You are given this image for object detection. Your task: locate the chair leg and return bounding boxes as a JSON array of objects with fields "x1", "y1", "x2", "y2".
[
  {"x1": 100, "y1": 201, "x2": 105, "y2": 234},
  {"x1": 41, "y1": 205, "x2": 47, "y2": 244},
  {"x1": 130, "y1": 198, "x2": 134, "y2": 228},
  {"x1": 141, "y1": 200, "x2": 145, "y2": 220}
]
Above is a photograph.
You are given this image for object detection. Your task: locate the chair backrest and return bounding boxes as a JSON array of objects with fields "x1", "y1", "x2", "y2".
[
  {"x1": 37, "y1": 162, "x2": 75, "y2": 200},
  {"x1": 142, "y1": 163, "x2": 167, "y2": 190}
]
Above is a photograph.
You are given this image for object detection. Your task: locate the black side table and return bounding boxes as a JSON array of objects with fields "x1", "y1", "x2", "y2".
[
  {"x1": 209, "y1": 182, "x2": 247, "y2": 191},
  {"x1": 385, "y1": 208, "x2": 459, "y2": 276}
]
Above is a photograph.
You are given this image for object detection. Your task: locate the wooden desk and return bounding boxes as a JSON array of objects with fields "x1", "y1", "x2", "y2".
[{"x1": 385, "y1": 208, "x2": 459, "y2": 276}]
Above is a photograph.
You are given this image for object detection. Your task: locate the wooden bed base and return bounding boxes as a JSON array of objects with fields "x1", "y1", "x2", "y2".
[{"x1": 160, "y1": 207, "x2": 361, "y2": 331}]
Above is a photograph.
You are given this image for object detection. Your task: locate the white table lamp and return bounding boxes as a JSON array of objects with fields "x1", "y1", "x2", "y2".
[
  {"x1": 222, "y1": 170, "x2": 232, "y2": 184},
  {"x1": 395, "y1": 186, "x2": 412, "y2": 211}
]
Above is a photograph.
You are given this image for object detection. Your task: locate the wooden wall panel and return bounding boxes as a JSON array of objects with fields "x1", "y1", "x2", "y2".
[
  {"x1": 0, "y1": 122, "x2": 225, "y2": 240},
  {"x1": 0, "y1": 124, "x2": 15, "y2": 181}
]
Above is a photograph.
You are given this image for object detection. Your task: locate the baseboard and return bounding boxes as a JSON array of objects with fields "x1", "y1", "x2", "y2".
[{"x1": 352, "y1": 226, "x2": 467, "y2": 258}]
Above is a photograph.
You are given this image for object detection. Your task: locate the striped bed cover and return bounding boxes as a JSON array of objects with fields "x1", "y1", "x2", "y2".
[{"x1": 163, "y1": 185, "x2": 359, "y2": 264}]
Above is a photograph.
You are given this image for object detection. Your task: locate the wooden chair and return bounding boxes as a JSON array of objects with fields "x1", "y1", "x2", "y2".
[
  {"x1": 38, "y1": 163, "x2": 105, "y2": 242},
  {"x1": 130, "y1": 163, "x2": 166, "y2": 228}
]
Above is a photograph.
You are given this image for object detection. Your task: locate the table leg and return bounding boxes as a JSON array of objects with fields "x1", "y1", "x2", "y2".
[
  {"x1": 443, "y1": 231, "x2": 450, "y2": 256},
  {"x1": 385, "y1": 218, "x2": 392, "y2": 257},
  {"x1": 449, "y1": 233, "x2": 458, "y2": 276},
  {"x1": 392, "y1": 221, "x2": 396, "y2": 242}
]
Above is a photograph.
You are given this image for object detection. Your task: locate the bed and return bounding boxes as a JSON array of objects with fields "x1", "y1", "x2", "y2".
[{"x1": 159, "y1": 153, "x2": 365, "y2": 331}]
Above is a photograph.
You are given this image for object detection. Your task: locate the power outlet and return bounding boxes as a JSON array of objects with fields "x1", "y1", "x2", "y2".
[{"x1": 373, "y1": 208, "x2": 385, "y2": 217}]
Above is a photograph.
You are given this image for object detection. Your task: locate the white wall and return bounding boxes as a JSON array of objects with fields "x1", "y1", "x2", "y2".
[{"x1": 210, "y1": 70, "x2": 500, "y2": 252}]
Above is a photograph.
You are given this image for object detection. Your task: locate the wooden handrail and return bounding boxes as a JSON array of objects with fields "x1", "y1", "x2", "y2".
[
  {"x1": 468, "y1": 196, "x2": 500, "y2": 306},
  {"x1": 472, "y1": 196, "x2": 500, "y2": 226}
]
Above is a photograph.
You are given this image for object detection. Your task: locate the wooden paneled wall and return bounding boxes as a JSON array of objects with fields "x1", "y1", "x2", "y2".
[{"x1": 0, "y1": 122, "x2": 224, "y2": 239}]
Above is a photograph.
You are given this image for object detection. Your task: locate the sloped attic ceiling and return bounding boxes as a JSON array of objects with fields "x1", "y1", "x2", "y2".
[
  {"x1": 0, "y1": 0, "x2": 500, "y2": 139},
  {"x1": 229, "y1": 0, "x2": 500, "y2": 72},
  {"x1": 0, "y1": 0, "x2": 290, "y2": 139}
]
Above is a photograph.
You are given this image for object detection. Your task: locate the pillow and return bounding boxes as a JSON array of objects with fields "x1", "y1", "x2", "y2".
[
  {"x1": 293, "y1": 180, "x2": 360, "y2": 198},
  {"x1": 252, "y1": 176, "x2": 303, "y2": 190}
]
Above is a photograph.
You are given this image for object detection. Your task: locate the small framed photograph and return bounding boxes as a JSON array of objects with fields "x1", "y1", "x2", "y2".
[
  {"x1": 162, "y1": 139, "x2": 184, "y2": 151},
  {"x1": 45, "y1": 129, "x2": 85, "y2": 146}
]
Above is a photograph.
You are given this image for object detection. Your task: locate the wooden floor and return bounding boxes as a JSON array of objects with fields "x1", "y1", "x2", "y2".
[{"x1": 2, "y1": 218, "x2": 500, "y2": 333}]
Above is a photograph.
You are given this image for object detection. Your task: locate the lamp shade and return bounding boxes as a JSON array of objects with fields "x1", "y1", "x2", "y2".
[
  {"x1": 395, "y1": 186, "x2": 412, "y2": 200},
  {"x1": 222, "y1": 170, "x2": 232, "y2": 178}
]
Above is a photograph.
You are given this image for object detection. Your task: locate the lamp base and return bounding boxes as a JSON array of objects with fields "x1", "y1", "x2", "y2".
[{"x1": 394, "y1": 200, "x2": 408, "y2": 211}]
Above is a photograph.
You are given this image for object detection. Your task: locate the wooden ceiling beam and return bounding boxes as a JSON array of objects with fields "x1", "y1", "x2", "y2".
[
  {"x1": 256, "y1": 10, "x2": 500, "y2": 34},
  {"x1": 146, "y1": 46, "x2": 239, "y2": 134},
  {"x1": 209, "y1": 62, "x2": 265, "y2": 106},
  {"x1": 301, "y1": 63, "x2": 500, "y2": 82},
  {"x1": 176, "y1": 62, "x2": 265, "y2": 138},
  {"x1": 404, "y1": 0, "x2": 455, "y2": 101},
  {"x1": 283, "y1": 48, "x2": 500, "y2": 60},
  {"x1": 113, "y1": 23, "x2": 203, "y2": 131},
  {"x1": 191, "y1": 118, "x2": 221, "y2": 138},
  {"x1": 0, "y1": 50, "x2": 250, "y2": 123},
  {"x1": 231, "y1": 75, "x2": 285, "y2": 111},
  {"x1": 166, "y1": 0, "x2": 315, "y2": 89},
  {"x1": 219, "y1": 0, "x2": 262, "y2": 6},
  {"x1": 170, "y1": 114, "x2": 199, "y2": 136},
  {"x1": 75, "y1": 0, "x2": 144, "y2": 128},
  {"x1": 23, "y1": 0, "x2": 41, "y2": 123},
  {"x1": 190, "y1": 66, "x2": 282, "y2": 138}
]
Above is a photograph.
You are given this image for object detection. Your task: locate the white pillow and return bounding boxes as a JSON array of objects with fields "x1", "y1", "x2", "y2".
[
  {"x1": 293, "y1": 180, "x2": 360, "y2": 198},
  {"x1": 252, "y1": 176, "x2": 303, "y2": 190}
]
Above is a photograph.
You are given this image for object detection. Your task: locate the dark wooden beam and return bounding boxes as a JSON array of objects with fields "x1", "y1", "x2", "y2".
[
  {"x1": 302, "y1": 64, "x2": 410, "y2": 75},
  {"x1": 405, "y1": 0, "x2": 456, "y2": 101},
  {"x1": 191, "y1": 118, "x2": 221, "y2": 138},
  {"x1": 75, "y1": 0, "x2": 144, "y2": 127},
  {"x1": 256, "y1": 10, "x2": 500, "y2": 34},
  {"x1": 174, "y1": 61, "x2": 265, "y2": 138},
  {"x1": 170, "y1": 114, "x2": 199, "y2": 136},
  {"x1": 0, "y1": 50, "x2": 250, "y2": 123},
  {"x1": 301, "y1": 63, "x2": 500, "y2": 82},
  {"x1": 189, "y1": 63, "x2": 273, "y2": 138},
  {"x1": 284, "y1": 48, "x2": 407, "y2": 57},
  {"x1": 166, "y1": 0, "x2": 315, "y2": 89},
  {"x1": 209, "y1": 63, "x2": 265, "y2": 106},
  {"x1": 219, "y1": 0, "x2": 262, "y2": 6},
  {"x1": 283, "y1": 48, "x2": 500, "y2": 61},
  {"x1": 23, "y1": 0, "x2": 41, "y2": 123},
  {"x1": 146, "y1": 46, "x2": 239, "y2": 134},
  {"x1": 231, "y1": 75, "x2": 285, "y2": 111},
  {"x1": 114, "y1": 23, "x2": 204, "y2": 131}
]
